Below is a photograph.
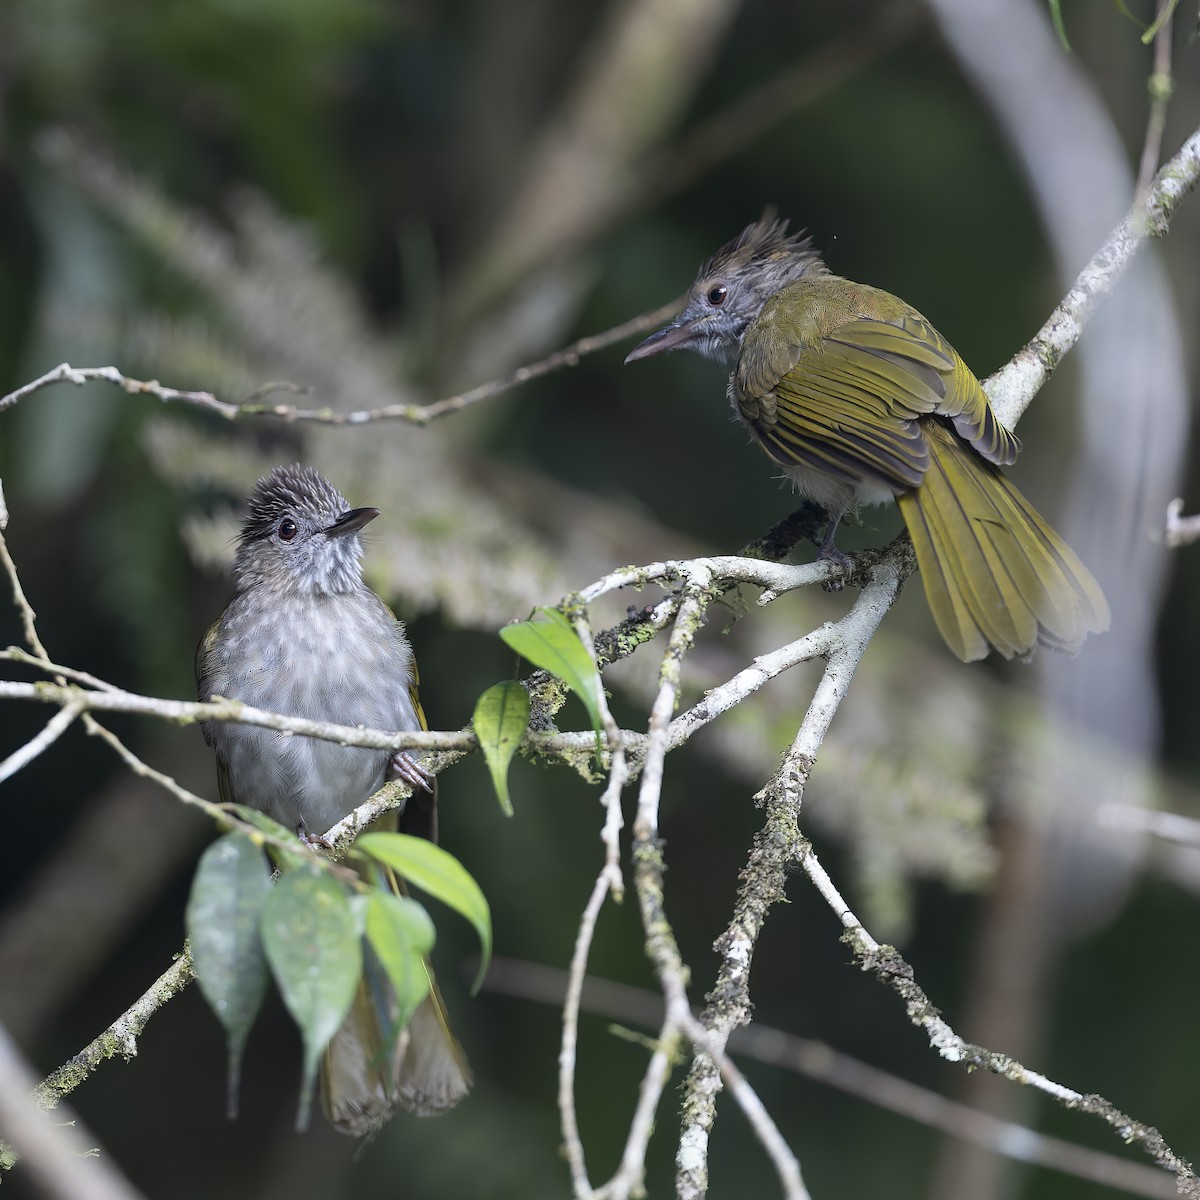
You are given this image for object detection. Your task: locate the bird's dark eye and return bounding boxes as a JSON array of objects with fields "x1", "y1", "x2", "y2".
[
  {"x1": 707, "y1": 285, "x2": 728, "y2": 307},
  {"x1": 278, "y1": 518, "x2": 298, "y2": 542}
]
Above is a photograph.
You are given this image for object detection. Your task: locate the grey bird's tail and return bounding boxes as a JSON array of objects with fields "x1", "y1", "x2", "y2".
[
  {"x1": 321, "y1": 803, "x2": 472, "y2": 1136},
  {"x1": 321, "y1": 965, "x2": 471, "y2": 1134}
]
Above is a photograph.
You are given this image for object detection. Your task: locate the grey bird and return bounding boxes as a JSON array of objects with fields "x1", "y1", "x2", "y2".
[{"x1": 196, "y1": 463, "x2": 471, "y2": 1133}]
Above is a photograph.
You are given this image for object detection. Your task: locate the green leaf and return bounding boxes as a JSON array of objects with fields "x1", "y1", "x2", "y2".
[
  {"x1": 229, "y1": 804, "x2": 294, "y2": 841},
  {"x1": 228, "y1": 804, "x2": 310, "y2": 868},
  {"x1": 356, "y1": 833, "x2": 492, "y2": 992},
  {"x1": 500, "y1": 608, "x2": 603, "y2": 739},
  {"x1": 261, "y1": 867, "x2": 361, "y2": 1131},
  {"x1": 472, "y1": 680, "x2": 530, "y2": 816},
  {"x1": 186, "y1": 832, "x2": 272, "y2": 1119},
  {"x1": 365, "y1": 891, "x2": 436, "y2": 1048},
  {"x1": 1048, "y1": 0, "x2": 1071, "y2": 50},
  {"x1": 1142, "y1": 0, "x2": 1179, "y2": 42}
]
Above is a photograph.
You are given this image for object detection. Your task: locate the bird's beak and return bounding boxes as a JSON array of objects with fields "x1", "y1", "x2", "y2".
[
  {"x1": 624, "y1": 316, "x2": 705, "y2": 364},
  {"x1": 327, "y1": 506, "x2": 380, "y2": 537}
]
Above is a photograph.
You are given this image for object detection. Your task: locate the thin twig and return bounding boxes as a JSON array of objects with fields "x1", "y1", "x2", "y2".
[
  {"x1": 0, "y1": 305, "x2": 677, "y2": 428},
  {"x1": 561, "y1": 872, "x2": 615, "y2": 1197},
  {"x1": 483, "y1": 957, "x2": 1179, "y2": 1200},
  {"x1": 799, "y1": 840, "x2": 1199, "y2": 1195},
  {"x1": 557, "y1": 609, "x2": 630, "y2": 1198},
  {"x1": 0, "y1": 702, "x2": 83, "y2": 786},
  {"x1": 984, "y1": 121, "x2": 1200, "y2": 428},
  {"x1": 1135, "y1": 3, "x2": 1174, "y2": 198},
  {"x1": 0, "y1": 1023, "x2": 147, "y2": 1200},
  {"x1": 35, "y1": 954, "x2": 195, "y2": 1109},
  {"x1": 676, "y1": 555, "x2": 905, "y2": 1199},
  {"x1": 600, "y1": 568, "x2": 719, "y2": 1200},
  {"x1": 621, "y1": 566, "x2": 809, "y2": 1199},
  {"x1": 0, "y1": 363, "x2": 222, "y2": 416},
  {"x1": 0, "y1": 678, "x2": 479, "y2": 753},
  {"x1": 0, "y1": 528, "x2": 50, "y2": 659},
  {"x1": 1, "y1": 646, "x2": 122, "y2": 691}
]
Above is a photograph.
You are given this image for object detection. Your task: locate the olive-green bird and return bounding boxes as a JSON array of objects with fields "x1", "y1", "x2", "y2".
[
  {"x1": 625, "y1": 214, "x2": 1109, "y2": 662},
  {"x1": 197, "y1": 464, "x2": 471, "y2": 1134}
]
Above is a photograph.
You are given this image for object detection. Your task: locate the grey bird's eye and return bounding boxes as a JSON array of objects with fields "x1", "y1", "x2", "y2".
[
  {"x1": 278, "y1": 517, "x2": 299, "y2": 542},
  {"x1": 707, "y1": 285, "x2": 728, "y2": 307}
]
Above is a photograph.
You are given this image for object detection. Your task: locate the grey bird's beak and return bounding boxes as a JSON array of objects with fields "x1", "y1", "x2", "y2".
[
  {"x1": 327, "y1": 506, "x2": 380, "y2": 537},
  {"x1": 624, "y1": 316, "x2": 705, "y2": 364}
]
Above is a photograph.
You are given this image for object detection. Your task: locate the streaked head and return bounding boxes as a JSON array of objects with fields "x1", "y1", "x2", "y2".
[
  {"x1": 625, "y1": 212, "x2": 828, "y2": 366},
  {"x1": 232, "y1": 464, "x2": 379, "y2": 595}
]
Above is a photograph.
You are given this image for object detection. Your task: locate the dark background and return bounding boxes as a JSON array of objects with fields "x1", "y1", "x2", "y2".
[{"x1": 1, "y1": 2, "x2": 1199, "y2": 1198}]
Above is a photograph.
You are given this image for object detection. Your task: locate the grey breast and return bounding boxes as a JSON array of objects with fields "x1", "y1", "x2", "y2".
[{"x1": 206, "y1": 589, "x2": 418, "y2": 836}]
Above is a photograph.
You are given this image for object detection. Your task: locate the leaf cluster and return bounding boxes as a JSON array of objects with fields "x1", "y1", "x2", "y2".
[{"x1": 185, "y1": 815, "x2": 490, "y2": 1131}]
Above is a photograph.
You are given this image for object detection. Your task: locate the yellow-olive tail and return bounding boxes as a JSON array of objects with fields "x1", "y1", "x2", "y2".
[{"x1": 897, "y1": 423, "x2": 1109, "y2": 662}]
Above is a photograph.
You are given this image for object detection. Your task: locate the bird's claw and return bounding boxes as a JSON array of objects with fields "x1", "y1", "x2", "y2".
[
  {"x1": 298, "y1": 825, "x2": 334, "y2": 852},
  {"x1": 818, "y1": 546, "x2": 851, "y2": 593},
  {"x1": 390, "y1": 750, "x2": 434, "y2": 793}
]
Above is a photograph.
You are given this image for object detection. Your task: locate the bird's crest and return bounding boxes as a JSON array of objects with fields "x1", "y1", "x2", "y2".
[
  {"x1": 696, "y1": 209, "x2": 822, "y2": 284},
  {"x1": 241, "y1": 464, "x2": 348, "y2": 544}
]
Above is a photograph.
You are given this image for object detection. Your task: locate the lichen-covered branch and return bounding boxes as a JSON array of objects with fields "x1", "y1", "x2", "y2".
[
  {"x1": 35, "y1": 954, "x2": 195, "y2": 1111},
  {"x1": 676, "y1": 555, "x2": 906, "y2": 1199},
  {"x1": 983, "y1": 122, "x2": 1200, "y2": 429},
  {"x1": 0, "y1": 304, "x2": 675, "y2": 429},
  {"x1": 0, "y1": 1023, "x2": 146, "y2": 1200},
  {"x1": 484, "y1": 956, "x2": 1180, "y2": 1200},
  {"x1": 799, "y1": 843, "x2": 1198, "y2": 1196}
]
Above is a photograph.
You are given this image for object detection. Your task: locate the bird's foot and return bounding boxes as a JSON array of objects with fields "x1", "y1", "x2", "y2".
[
  {"x1": 298, "y1": 825, "x2": 334, "y2": 852},
  {"x1": 815, "y1": 511, "x2": 851, "y2": 593},
  {"x1": 390, "y1": 750, "x2": 434, "y2": 793},
  {"x1": 817, "y1": 545, "x2": 851, "y2": 593}
]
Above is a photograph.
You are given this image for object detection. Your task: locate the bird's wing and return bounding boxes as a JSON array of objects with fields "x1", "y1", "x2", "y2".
[
  {"x1": 195, "y1": 617, "x2": 235, "y2": 804},
  {"x1": 736, "y1": 314, "x2": 1019, "y2": 492},
  {"x1": 397, "y1": 651, "x2": 439, "y2": 844},
  {"x1": 829, "y1": 315, "x2": 1019, "y2": 466}
]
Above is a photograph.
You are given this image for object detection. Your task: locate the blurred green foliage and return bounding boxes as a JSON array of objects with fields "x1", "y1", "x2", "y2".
[{"x1": 1, "y1": 2, "x2": 1199, "y2": 1199}]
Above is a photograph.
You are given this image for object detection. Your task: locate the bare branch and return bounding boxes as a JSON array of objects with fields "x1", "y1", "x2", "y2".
[
  {"x1": 0, "y1": 702, "x2": 83, "y2": 786},
  {"x1": 485, "y1": 958, "x2": 1179, "y2": 1200},
  {"x1": 0, "y1": 363, "x2": 223, "y2": 417},
  {"x1": 35, "y1": 955, "x2": 194, "y2": 1110},
  {"x1": 0, "y1": 677, "x2": 478, "y2": 753},
  {"x1": 557, "y1": 610, "x2": 630, "y2": 1198},
  {"x1": 1, "y1": 647, "x2": 121, "y2": 691},
  {"x1": 984, "y1": 122, "x2": 1200, "y2": 429},
  {"x1": 0, "y1": 1023, "x2": 146, "y2": 1200},
  {"x1": 677, "y1": 555, "x2": 905, "y2": 1198},
  {"x1": 0, "y1": 305, "x2": 675, "y2": 428},
  {"x1": 1135, "y1": 4, "x2": 1174, "y2": 198},
  {"x1": 1164, "y1": 497, "x2": 1200, "y2": 548},
  {"x1": 1099, "y1": 802, "x2": 1200, "y2": 849},
  {"x1": 801, "y1": 840, "x2": 1199, "y2": 1194}
]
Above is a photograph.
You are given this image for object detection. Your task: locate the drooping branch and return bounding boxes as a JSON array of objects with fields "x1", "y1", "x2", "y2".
[
  {"x1": 485, "y1": 957, "x2": 1180, "y2": 1200},
  {"x1": 676, "y1": 553, "x2": 906, "y2": 1199},
  {"x1": 817, "y1": 849, "x2": 1197, "y2": 1195}
]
